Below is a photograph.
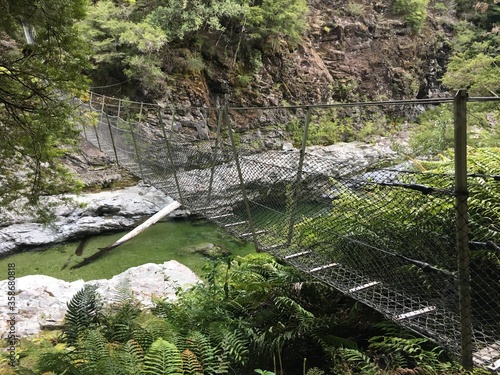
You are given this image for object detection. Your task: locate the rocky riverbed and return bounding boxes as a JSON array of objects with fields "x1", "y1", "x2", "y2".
[{"x1": 0, "y1": 137, "x2": 188, "y2": 255}]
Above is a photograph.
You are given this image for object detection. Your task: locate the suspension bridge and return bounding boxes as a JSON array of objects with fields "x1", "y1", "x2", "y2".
[{"x1": 79, "y1": 91, "x2": 500, "y2": 372}]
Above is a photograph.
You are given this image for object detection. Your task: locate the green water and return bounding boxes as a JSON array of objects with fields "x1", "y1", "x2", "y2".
[{"x1": 0, "y1": 218, "x2": 255, "y2": 282}]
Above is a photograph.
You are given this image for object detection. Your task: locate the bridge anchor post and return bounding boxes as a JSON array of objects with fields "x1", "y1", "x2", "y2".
[
  {"x1": 454, "y1": 89, "x2": 472, "y2": 370},
  {"x1": 224, "y1": 107, "x2": 260, "y2": 252}
]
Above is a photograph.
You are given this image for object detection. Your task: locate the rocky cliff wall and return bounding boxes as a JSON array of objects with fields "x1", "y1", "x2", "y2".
[{"x1": 149, "y1": 1, "x2": 454, "y2": 110}]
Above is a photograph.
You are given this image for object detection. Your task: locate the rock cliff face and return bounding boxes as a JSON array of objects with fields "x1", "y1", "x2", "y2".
[{"x1": 154, "y1": 1, "x2": 453, "y2": 109}]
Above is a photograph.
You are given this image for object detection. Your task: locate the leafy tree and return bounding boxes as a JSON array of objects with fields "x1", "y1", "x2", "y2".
[
  {"x1": 0, "y1": 0, "x2": 90, "y2": 213},
  {"x1": 246, "y1": 0, "x2": 308, "y2": 47},
  {"x1": 77, "y1": 0, "x2": 168, "y2": 97},
  {"x1": 146, "y1": 0, "x2": 246, "y2": 41}
]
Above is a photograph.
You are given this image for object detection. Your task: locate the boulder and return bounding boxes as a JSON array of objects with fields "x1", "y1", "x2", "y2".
[
  {"x1": 0, "y1": 260, "x2": 201, "y2": 338},
  {"x1": 0, "y1": 184, "x2": 176, "y2": 255}
]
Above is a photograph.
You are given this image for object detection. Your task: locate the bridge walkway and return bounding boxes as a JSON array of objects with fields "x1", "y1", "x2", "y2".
[{"x1": 80, "y1": 92, "x2": 500, "y2": 372}]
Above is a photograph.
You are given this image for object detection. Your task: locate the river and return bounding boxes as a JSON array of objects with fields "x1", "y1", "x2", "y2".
[{"x1": 0, "y1": 218, "x2": 255, "y2": 282}]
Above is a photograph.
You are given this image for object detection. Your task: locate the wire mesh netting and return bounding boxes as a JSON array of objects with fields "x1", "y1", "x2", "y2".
[{"x1": 82, "y1": 92, "x2": 500, "y2": 372}]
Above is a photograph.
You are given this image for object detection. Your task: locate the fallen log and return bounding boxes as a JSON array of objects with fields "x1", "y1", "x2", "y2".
[{"x1": 70, "y1": 200, "x2": 181, "y2": 269}]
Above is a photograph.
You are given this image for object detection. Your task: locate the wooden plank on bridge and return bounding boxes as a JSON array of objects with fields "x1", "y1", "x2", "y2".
[
  {"x1": 473, "y1": 341, "x2": 500, "y2": 371},
  {"x1": 209, "y1": 214, "x2": 233, "y2": 219},
  {"x1": 241, "y1": 230, "x2": 268, "y2": 237},
  {"x1": 395, "y1": 306, "x2": 436, "y2": 321},
  {"x1": 284, "y1": 251, "x2": 311, "y2": 259},
  {"x1": 348, "y1": 281, "x2": 380, "y2": 293},
  {"x1": 223, "y1": 221, "x2": 248, "y2": 227},
  {"x1": 309, "y1": 263, "x2": 339, "y2": 273}
]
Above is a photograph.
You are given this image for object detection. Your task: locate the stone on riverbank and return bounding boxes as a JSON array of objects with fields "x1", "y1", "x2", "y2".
[
  {"x1": 0, "y1": 184, "x2": 175, "y2": 255},
  {"x1": 0, "y1": 260, "x2": 201, "y2": 338}
]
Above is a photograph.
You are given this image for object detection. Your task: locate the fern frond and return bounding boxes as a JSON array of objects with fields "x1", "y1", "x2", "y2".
[
  {"x1": 111, "y1": 278, "x2": 134, "y2": 305},
  {"x1": 132, "y1": 316, "x2": 178, "y2": 353},
  {"x1": 142, "y1": 338, "x2": 183, "y2": 375},
  {"x1": 72, "y1": 329, "x2": 110, "y2": 374},
  {"x1": 63, "y1": 284, "x2": 101, "y2": 345},
  {"x1": 181, "y1": 349, "x2": 204, "y2": 375},
  {"x1": 88, "y1": 356, "x2": 126, "y2": 375},
  {"x1": 274, "y1": 296, "x2": 315, "y2": 335},
  {"x1": 144, "y1": 316, "x2": 178, "y2": 343},
  {"x1": 218, "y1": 328, "x2": 249, "y2": 366},
  {"x1": 37, "y1": 351, "x2": 77, "y2": 374},
  {"x1": 183, "y1": 331, "x2": 219, "y2": 375},
  {"x1": 133, "y1": 329, "x2": 155, "y2": 352},
  {"x1": 337, "y1": 348, "x2": 381, "y2": 375},
  {"x1": 313, "y1": 332, "x2": 358, "y2": 352},
  {"x1": 115, "y1": 339, "x2": 145, "y2": 375},
  {"x1": 102, "y1": 300, "x2": 142, "y2": 343}
]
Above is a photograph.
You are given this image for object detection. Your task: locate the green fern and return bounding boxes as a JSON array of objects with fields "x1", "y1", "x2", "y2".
[
  {"x1": 37, "y1": 351, "x2": 78, "y2": 374},
  {"x1": 183, "y1": 331, "x2": 228, "y2": 375},
  {"x1": 274, "y1": 296, "x2": 315, "y2": 336},
  {"x1": 115, "y1": 339, "x2": 145, "y2": 375},
  {"x1": 111, "y1": 278, "x2": 135, "y2": 306},
  {"x1": 218, "y1": 327, "x2": 250, "y2": 366},
  {"x1": 142, "y1": 338, "x2": 183, "y2": 375},
  {"x1": 102, "y1": 300, "x2": 142, "y2": 343},
  {"x1": 133, "y1": 316, "x2": 178, "y2": 352},
  {"x1": 73, "y1": 329, "x2": 110, "y2": 374},
  {"x1": 336, "y1": 347, "x2": 381, "y2": 375},
  {"x1": 368, "y1": 335, "x2": 454, "y2": 374},
  {"x1": 64, "y1": 284, "x2": 101, "y2": 345},
  {"x1": 133, "y1": 328, "x2": 156, "y2": 353},
  {"x1": 144, "y1": 316, "x2": 178, "y2": 343},
  {"x1": 181, "y1": 349, "x2": 204, "y2": 375}
]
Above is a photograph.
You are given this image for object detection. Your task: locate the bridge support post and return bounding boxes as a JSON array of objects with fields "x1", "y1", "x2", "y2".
[
  {"x1": 159, "y1": 108, "x2": 184, "y2": 205},
  {"x1": 129, "y1": 103, "x2": 145, "y2": 181},
  {"x1": 286, "y1": 107, "x2": 312, "y2": 246},
  {"x1": 208, "y1": 108, "x2": 224, "y2": 201},
  {"x1": 82, "y1": 92, "x2": 92, "y2": 141},
  {"x1": 224, "y1": 107, "x2": 260, "y2": 252},
  {"x1": 104, "y1": 105, "x2": 120, "y2": 165},
  {"x1": 93, "y1": 93, "x2": 104, "y2": 151},
  {"x1": 454, "y1": 89, "x2": 473, "y2": 370}
]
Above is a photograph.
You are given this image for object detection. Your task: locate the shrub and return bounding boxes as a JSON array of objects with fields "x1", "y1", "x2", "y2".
[{"x1": 392, "y1": 0, "x2": 429, "y2": 33}]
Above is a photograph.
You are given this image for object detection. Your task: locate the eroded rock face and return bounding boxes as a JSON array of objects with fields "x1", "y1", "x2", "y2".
[
  {"x1": 0, "y1": 260, "x2": 201, "y2": 338},
  {"x1": 147, "y1": 2, "x2": 453, "y2": 115},
  {"x1": 0, "y1": 184, "x2": 175, "y2": 255}
]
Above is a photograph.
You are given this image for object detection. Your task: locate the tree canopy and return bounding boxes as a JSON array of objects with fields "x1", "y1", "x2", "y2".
[{"x1": 0, "y1": 0, "x2": 90, "y2": 213}]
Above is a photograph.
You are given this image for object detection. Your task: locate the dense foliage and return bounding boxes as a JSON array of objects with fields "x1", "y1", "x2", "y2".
[
  {"x1": 5, "y1": 253, "x2": 487, "y2": 375},
  {"x1": 392, "y1": 0, "x2": 429, "y2": 33},
  {"x1": 0, "y1": 0, "x2": 90, "y2": 213},
  {"x1": 78, "y1": 0, "x2": 168, "y2": 97},
  {"x1": 443, "y1": 27, "x2": 500, "y2": 96},
  {"x1": 79, "y1": 0, "x2": 308, "y2": 98}
]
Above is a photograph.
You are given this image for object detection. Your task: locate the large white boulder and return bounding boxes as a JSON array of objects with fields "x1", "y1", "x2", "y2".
[
  {"x1": 0, "y1": 260, "x2": 201, "y2": 338},
  {"x1": 0, "y1": 184, "x2": 175, "y2": 255}
]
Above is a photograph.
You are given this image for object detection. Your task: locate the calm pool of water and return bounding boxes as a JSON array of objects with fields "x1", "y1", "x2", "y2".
[{"x1": 0, "y1": 218, "x2": 255, "y2": 281}]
